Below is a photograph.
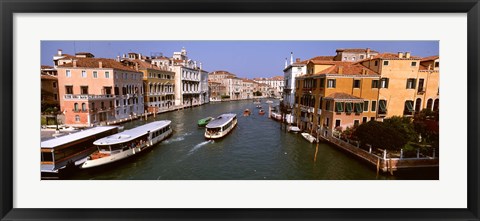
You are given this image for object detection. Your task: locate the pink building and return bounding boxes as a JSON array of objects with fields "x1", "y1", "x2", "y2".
[{"x1": 56, "y1": 57, "x2": 144, "y2": 127}]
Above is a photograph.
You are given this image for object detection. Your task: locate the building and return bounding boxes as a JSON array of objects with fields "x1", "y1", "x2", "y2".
[
  {"x1": 241, "y1": 78, "x2": 256, "y2": 100},
  {"x1": 121, "y1": 59, "x2": 175, "y2": 113},
  {"x1": 208, "y1": 81, "x2": 226, "y2": 101},
  {"x1": 41, "y1": 65, "x2": 59, "y2": 111},
  {"x1": 56, "y1": 57, "x2": 144, "y2": 127},
  {"x1": 253, "y1": 76, "x2": 284, "y2": 98},
  {"x1": 333, "y1": 48, "x2": 379, "y2": 62}
]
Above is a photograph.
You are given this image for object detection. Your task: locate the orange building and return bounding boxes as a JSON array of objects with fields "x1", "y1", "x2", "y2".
[{"x1": 57, "y1": 57, "x2": 144, "y2": 127}]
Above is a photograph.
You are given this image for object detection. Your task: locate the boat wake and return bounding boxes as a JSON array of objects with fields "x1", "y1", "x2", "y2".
[
  {"x1": 188, "y1": 140, "x2": 214, "y2": 154},
  {"x1": 163, "y1": 132, "x2": 192, "y2": 144}
]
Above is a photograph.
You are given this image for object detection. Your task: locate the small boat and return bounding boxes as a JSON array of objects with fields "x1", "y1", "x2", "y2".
[
  {"x1": 265, "y1": 100, "x2": 273, "y2": 104},
  {"x1": 271, "y1": 112, "x2": 282, "y2": 121},
  {"x1": 259, "y1": 109, "x2": 265, "y2": 115},
  {"x1": 256, "y1": 105, "x2": 262, "y2": 109},
  {"x1": 301, "y1": 132, "x2": 317, "y2": 143},
  {"x1": 287, "y1": 126, "x2": 301, "y2": 133},
  {"x1": 81, "y1": 120, "x2": 172, "y2": 169},
  {"x1": 243, "y1": 109, "x2": 251, "y2": 116},
  {"x1": 198, "y1": 117, "x2": 214, "y2": 127},
  {"x1": 253, "y1": 99, "x2": 261, "y2": 104},
  {"x1": 205, "y1": 113, "x2": 238, "y2": 139}
]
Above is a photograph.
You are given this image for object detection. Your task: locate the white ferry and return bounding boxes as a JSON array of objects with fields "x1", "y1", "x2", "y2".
[
  {"x1": 205, "y1": 113, "x2": 237, "y2": 139},
  {"x1": 41, "y1": 126, "x2": 118, "y2": 178},
  {"x1": 81, "y1": 120, "x2": 172, "y2": 169}
]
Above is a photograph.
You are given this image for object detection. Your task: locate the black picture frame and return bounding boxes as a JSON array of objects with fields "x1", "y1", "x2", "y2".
[{"x1": 1, "y1": 0, "x2": 479, "y2": 220}]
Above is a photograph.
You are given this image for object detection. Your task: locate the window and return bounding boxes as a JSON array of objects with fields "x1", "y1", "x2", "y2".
[
  {"x1": 353, "y1": 80, "x2": 361, "y2": 88},
  {"x1": 65, "y1": 86, "x2": 73, "y2": 94},
  {"x1": 383, "y1": 60, "x2": 389, "y2": 66},
  {"x1": 352, "y1": 57, "x2": 356, "y2": 60},
  {"x1": 319, "y1": 78, "x2": 325, "y2": 88},
  {"x1": 371, "y1": 117, "x2": 375, "y2": 121},
  {"x1": 362, "y1": 117, "x2": 367, "y2": 123},
  {"x1": 93, "y1": 71, "x2": 98, "y2": 78},
  {"x1": 327, "y1": 79, "x2": 336, "y2": 88},
  {"x1": 52, "y1": 82, "x2": 57, "y2": 88},
  {"x1": 81, "y1": 103, "x2": 86, "y2": 111},
  {"x1": 380, "y1": 78, "x2": 389, "y2": 88},
  {"x1": 371, "y1": 100, "x2": 377, "y2": 112},
  {"x1": 354, "y1": 120, "x2": 359, "y2": 127},
  {"x1": 335, "y1": 119, "x2": 341, "y2": 128},
  {"x1": 426, "y1": 99, "x2": 433, "y2": 110},
  {"x1": 74, "y1": 103, "x2": 79, "y2": 111},
  {"x1": 105, "y1": 71, "x2": 110, "y2": 78},
  {"x1": 435, "y1": 61, "x2": 439, "y2": 68},
  {"x1": 411, "y1": 61, "x2": 417, "y2": 66},
  {"x1": 360, "y1": 55, "x2": 365, "y2": 59},
  {"x1": 363, "y1": 101, "x2": 369, "y2": 112},
  {"x1": 374, "y1": 61, "x2": 378, "y2": 66},
  {"x1": 345, "y1": 102, "x2": 353, "y2": 114},
  {"x1": 325, "y1": 100, "x2": 331, "y2": 111},
  {"x1": 378, "y1": 100, "x2": 387, "y2": 114},
  {"x1": 354, "y1": 103, "x2": 363, "y2": 114},
  {"x1": 66, "y1": 70, "x2": 71, "y2": 77},
  {"x1": 54, "y1": 94, "x2": 58, "y2": 100},
  {"x1": 404, "y1": 100, "x2": 414, "y2": 115},
  {"x1": 371, "y1": 80, "x2": 379, "y2": 88},
  {"x1": 75, "y1": 115, "x2": 80, "y2": 122},
  {"x1": 325, "y1": 117, "x2": 329, "y2": 127},
  {"x1": 406, "y1": 78, "x2": 416, "y2": 89},
  {"x1": 80, "y1": 86, "x2": 88, "y2": 95},
  {"x1": 335, "y1": 102, "x2": 344, "y2": 113},
  {"x1": 418, "y1": 79, "x2": 425, "y2": 92},
  {"x1": 81, "y1": 70, "x2": 86, "y2": 78}
]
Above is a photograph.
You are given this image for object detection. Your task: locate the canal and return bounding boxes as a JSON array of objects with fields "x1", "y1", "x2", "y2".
[{"x1": 68, "y1": 100, "x2": 438, "y2": 180}]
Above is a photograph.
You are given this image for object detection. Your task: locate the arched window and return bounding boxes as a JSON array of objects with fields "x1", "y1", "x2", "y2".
[
  {"x1": 415, "y1": 98, "x2": 422, "y2": 113},
  {"x1": 81, "y1": 103, "x2": 86, "y2": 111},
  {"x1": 426, "y1": 99, "x2": 433, "y2": 111},
  {"x1": 433, "y1": 99, "x2": 439, "y2": 111},
  {"x1": 74, "y1": 103, "x2": 79, "y2": 111},
  {"x1": 75, "y1": 115, "x2": 80, "y2": 122}
]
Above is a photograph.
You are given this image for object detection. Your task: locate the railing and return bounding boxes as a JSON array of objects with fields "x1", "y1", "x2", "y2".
[{"x1": 64, "y1": 94, "x2": 115, "y2": 100}]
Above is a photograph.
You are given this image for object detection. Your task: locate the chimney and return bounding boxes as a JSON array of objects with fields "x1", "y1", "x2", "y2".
[
  {"x1": 123, "y1": 54, "x2": 126, "y2": 58},
  {"x1": 57, "y1": 49, "x2": 63, "y2": 56},
  {"x1": 73, "y1": 59, "x2": 77, "y2": 67},
  {"x1": 366, "y1": 48, "x2": 371, "y2": 54},
  {"x1": 338, "y1": 66, "x2": 343, "y2": 74},
  {"x1": 138, "y1": 53, "x2": 142, "y2": 59},
  {"x1": 135, "y1": 62, "x2": 139, "y2": 71},
  {"x1": 98, "y1": 61, "x2": 102, "y2": 68},
  {"x1": 405, "y1": 52, "x2": 411, "y2": 59},
  {"x1": 296, "y1": 58, "x2": 301, "y2": 62},
  {"x1": 398, "y1": 52, "x2": 404, "y2": 58},
  {"x1": 116, "y1": 55, "x2": 120, "y2": 62},
  {"x1": 428, "y1": 64, "x2": 432, "y2": 70}
]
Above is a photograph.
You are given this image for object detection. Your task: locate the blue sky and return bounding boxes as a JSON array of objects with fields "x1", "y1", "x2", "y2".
[{"x1": 41, "y1": 41, "x2": 438, "y2": 78}]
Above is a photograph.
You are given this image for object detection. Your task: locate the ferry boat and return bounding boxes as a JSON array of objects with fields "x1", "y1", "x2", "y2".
[
  {"x1": 81, "y1": 120, "x2": 172, "y2": 169},
  {"x1": 41, "y1": 126, "x2": 118, "y2": 178},
  {"x1": 198, "y1": 117, "x2": 214, "y2": 127},
  {"x1": 205, "y1": 113, "x2": 237, "y2": 139}
]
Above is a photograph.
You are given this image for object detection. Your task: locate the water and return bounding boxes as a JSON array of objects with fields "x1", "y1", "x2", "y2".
[{"x1": 68, "y1": 100, "x2": 438, "y2": 180}]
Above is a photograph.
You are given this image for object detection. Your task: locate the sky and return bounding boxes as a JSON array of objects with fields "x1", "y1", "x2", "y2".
[{"x1": 41, "y1": 41, "x2": 439, "y2": 78}]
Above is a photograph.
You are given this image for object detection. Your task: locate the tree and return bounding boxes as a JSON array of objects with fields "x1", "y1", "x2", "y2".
[
  {"x1": 353, "y1": 121, "x2": 408, "y2": 151},
  {"x1": 383, "y1": 116, "x2": 417, "y2": 142}
]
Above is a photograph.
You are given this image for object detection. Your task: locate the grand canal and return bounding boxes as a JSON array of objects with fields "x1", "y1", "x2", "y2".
[{"x1": 67, "y1": 100, "x2": 438, "y2": 180}]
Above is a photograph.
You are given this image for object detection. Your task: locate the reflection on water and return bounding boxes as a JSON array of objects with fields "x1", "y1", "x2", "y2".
[{"x1": 67, "y1": 100, "x2": 438, "y2": 180}]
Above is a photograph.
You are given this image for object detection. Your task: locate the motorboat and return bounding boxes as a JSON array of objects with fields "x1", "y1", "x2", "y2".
[
  {"x1": 287, "y1": 126, "x2": 301, "y2": 133},
  {"x1": 301, "y1": 132, "x2": 317, "y2": 143},
  {"x1": 198, "y1": 117, "x2": 214, "y2": 127},
  {"x1": 258, "y1": 109, "x2": 265, "y2": 115},
  {"x1": 243, "y1": 109, "x2": 251, "y2": 116}
]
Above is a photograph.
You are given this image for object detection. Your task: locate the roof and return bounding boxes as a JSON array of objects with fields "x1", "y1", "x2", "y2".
[
  {"x1": 309, "y1": 56, "x2": 335, "y2": 61},
  {"x1": 58, "y1": 57, "x2": 139, "y2": 72},
  {"x1": 336, "y1": 48, "x2": 379, "y2": 53},
  {"x1": 206, "y1": 113, "x2": 237, "y2": 128},
  {"x1": 209, "y1": 70, "x2": 236, "y2": 76},
  {"x1": 325, "y1": 92, "x2": 363, "y2": 100},
  {"x1": 370, "y1": 53, "x2": 421, "y2": 60},
  {"x1": 41, "y1": 74, "x2": 58, "y2": 80},
  {"x1": 308, "y1": 60, "x2": 352, "y2": 65},
  {"x1": 94, "y1": 120, "x2": 171, "y2": 145},
  {"x1": 421, "y1": 55, "x2": 439, "y2": 61},
  {"x1": 316, "y1": 63, "x2": 379, "y2": 76},
  {"x1": 41, "y1": 65, "x2": 54, "y2": 69},
  {"x1": 41, "y1": 126, "x2": 118, "y2": 148}
]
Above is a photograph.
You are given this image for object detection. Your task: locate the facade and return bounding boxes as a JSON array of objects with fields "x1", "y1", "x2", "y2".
[
  {"x1": 241, "y1": 78, "x2": 255, "y2": 100},
  {"x1": 283, "y1": 58, "x2": 307, "y2": 109},
  {"x1": 294, "y1": 51, "x2": 440, "y2": 138},
  {"x1": 56, "y1": 57, "x2": 144, "y2": 127},
  {"x1": 253, "y1": 76, "x2": 284, "y2": 98},
  {"x1": 208, "y1": 81, "x2": 226, "y2": 101},
  {"x1": 41, "y1": 65, "x2": 59, "y2": 111}
]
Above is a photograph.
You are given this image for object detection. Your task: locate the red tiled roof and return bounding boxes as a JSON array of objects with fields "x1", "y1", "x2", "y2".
[
  {"x1": 41, "y1": 65, "x2": 54, "y2": 69},
  {"x1": 371, "y1": 53, "x2": 421, "y2": 60},
  {"x1": 209, "y1": 70, "x2": 236, "y2": 76},
  {"x1": 58, "y1": 57, "x2": 138, "y2": 72},
  {"x1": 336, "y1": 48, "x2": 379, "y2": 53},
  {"x1": 309, "y1": 56, "x2": 335, "y2": 61},
  {"x1": 421, "y1": 55, "x2": 439, "y2": 61},
  {"x1": 308, "y1": 60, "x2": 352, "y2": 65},
  {"x1": 325, "y1": 92, "x2": 363, "y2": 100}
]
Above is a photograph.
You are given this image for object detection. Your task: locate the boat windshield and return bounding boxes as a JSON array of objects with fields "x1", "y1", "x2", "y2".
[{"x1": 206, "y1": 127, "x2": 221, "y2": 134}]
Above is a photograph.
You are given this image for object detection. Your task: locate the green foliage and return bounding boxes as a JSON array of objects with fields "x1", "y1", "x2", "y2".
[
  {"x1": 383, "y1": 116, "x2": 417, "y2": 142},
  {"x1": 220, "y1": 95, "x2": 230, "y2": 99},
  {"x1": 413, "y1": 109, "x2": 439, "y2": 148},
  {"x1": 41, "y1": 116, "x2": 47, "y2": 125},
  {"x1": 353, "y1": 121, "x2": 408, "y2": 151}
]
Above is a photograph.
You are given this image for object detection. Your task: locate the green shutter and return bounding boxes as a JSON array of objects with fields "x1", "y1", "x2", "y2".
[
  {"x1": 379, "y1": 100, "x2": 387, "y2": 112},
  {"x1": 335, "y1": 102, "x2": 344, "y2": 112},
  {"x1": 355, "y1": 103, "x2": 363, "y2": 113},
  {"x1": 406, "y1": 101, "x2": 414, "y2": 112},
  {"x1": 345, "y1": 102, "x2": 353, "y2": 113}
]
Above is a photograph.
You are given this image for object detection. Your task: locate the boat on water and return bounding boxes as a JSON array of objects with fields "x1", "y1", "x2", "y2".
[
  {"x1": 243, "y1": 109, "x2": 251, "y2": 116},
  {"x1": 265, "y1": 100, "x2": 273, "y2": 104},
  {"x1": 253, "y1": 99, "x2": 261, "y2": 104},
  {"x1": 81, "y1": 120, "x2": 172, "y2": 169},
  {"x1": 270, "y1": 112, "x2": 282, "y2": 121},
  {"x1": 287, "y1": 126, "x2": 301, "y2": 133},
  {"x1": 41, "y1": 126, "x2": 119, "y2": 178},
  {"x1": 259, "y1": 109, "x2": 265, "y2": 115},
  {"x1": 198, "y1": 117, "x2": 214, "y2": 127},
  {"x1": 256, "y1": 105, "x2": 262, "y2": 109},
  {"x1": 301, "y1": 132, "x2": 317, "y2": 143},
  {"x1": 205, "y1": 113, "x2": 237, "y2": 139}
]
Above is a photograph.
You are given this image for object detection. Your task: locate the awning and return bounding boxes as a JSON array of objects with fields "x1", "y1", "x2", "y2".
[
  {"x1": 335, "y1": 102, "x2": 344, "y2": 112},
  {"x1": 379, "y1": 100, "x2": 387, "y2": 112},
  {"x1": 355, "y1": 103, "x2": 363, "y2": 113},
  {"x1": 345, "y1": 102, "x2": 353, "y2": 113}
]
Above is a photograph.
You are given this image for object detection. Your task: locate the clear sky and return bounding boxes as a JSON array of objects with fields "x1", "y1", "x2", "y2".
[{"x1": 41, "y1": 41, "x2": 438, "y2": 78}]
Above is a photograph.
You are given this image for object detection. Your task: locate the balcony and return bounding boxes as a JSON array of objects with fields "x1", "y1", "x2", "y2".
[
  {"x1": 72, "y1": 109, "x2": 89, "y2": 113},
  {"x1": 64, "y1": 94, "x2": 115, "y2": 100}
]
